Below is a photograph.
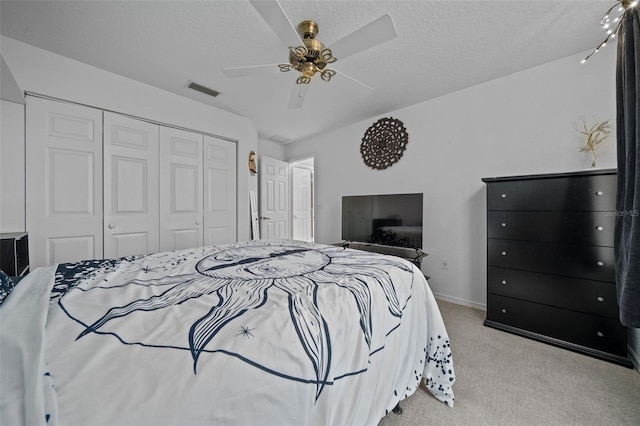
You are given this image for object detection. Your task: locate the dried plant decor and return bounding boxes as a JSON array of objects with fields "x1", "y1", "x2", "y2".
[{"x1": 576, "y1": 116, "x2": 613, "y2": 168}]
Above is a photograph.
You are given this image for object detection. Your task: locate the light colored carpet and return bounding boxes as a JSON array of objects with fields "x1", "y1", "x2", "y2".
[{"x1": 379, "y1": 300, "x2": 640, "y2": 426}]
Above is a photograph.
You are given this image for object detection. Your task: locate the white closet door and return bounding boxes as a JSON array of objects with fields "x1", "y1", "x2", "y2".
[
  {"x1": 159, "y1": 127, "x2": 203, "y2": 252},
  {"x1": 104, "y1": 113, "x2": 160, "y2": 258},
  {"x1": 203, "y1": 136, "x2": 237, "y2": 245},
  {"x1": 26, "y1": 96, "x2": 104, "y2": 268}
]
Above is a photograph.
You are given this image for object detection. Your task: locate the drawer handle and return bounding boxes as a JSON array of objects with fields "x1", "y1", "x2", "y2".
[
  {"x1": 596, "y1": 261, "x2": 604, "y2": 267},
  {"x1": 595, "y1": 226, "x2": 604, "y2": 231},
  {"x1": 501, "y1": 194, "x2": 507, "y2": 198},
  {"x1": 597, "y1": 296, "x2": 605, "y2": 302},
  {"x1": 501, "y1": 251, "x2": 507, "y2": 256},
  {"x1": 597, "y1": 331, "x2": 604, "y2": 337},
  {"x1": 501, "y1": 222, "x2": 507, "y2": 227},
  {"x1": 596, "y1": 191, "x2": 604, "y2": 196},
  {"x1": 501, "y1": 280, "x2": 507, "y2": 285},
  {"x1": 501, "y1": 308, "x2": 507, "y2": 314}
]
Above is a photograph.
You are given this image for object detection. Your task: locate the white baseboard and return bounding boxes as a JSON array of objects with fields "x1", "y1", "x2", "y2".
[{"x1": 433, "y1": 292, "x2": 486, "y2": 311}]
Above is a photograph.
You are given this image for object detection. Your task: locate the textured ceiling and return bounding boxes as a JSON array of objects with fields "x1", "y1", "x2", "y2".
[{"x1": 0, "y1": 1, "x2": 611, "y2": 144}]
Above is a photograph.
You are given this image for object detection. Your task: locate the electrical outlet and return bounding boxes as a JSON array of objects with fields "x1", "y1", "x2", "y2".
[{"x1": 441, "y1": 258, "x2": 449, "y2": 269}]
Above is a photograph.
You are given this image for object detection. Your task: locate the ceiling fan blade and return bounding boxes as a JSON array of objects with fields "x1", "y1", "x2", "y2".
[
  {"x1": 249, "y1": 0, "x2": 303, "y2": 47},
  {"x1": 329, "y1": 14, "x2": 398, "y2": 61},
  {"x1": 334, "y1": 70, "x2": 374, "y2": 96},
  {"x1": 288, "y1": 82, "x2": 309, "y2": 109},
  {"x1": 221, "y1": 64, "x2": 280, "y2": 78}
]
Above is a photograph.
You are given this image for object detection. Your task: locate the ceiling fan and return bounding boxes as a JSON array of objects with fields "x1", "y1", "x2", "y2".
[{"x1": 221, "y1": 0, "x2": 398, "y2": 108}]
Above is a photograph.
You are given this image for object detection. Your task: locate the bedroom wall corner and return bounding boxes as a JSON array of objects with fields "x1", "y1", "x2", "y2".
[
  {"x1": 0, "y1": 51, "x2": 26, "y2": 233},
  {"x1": 258, "y1": 138, "x2": 287, "y2": 161},
  {"x1": 0, "y1": 99, "x2": 25, "y2": 233}
]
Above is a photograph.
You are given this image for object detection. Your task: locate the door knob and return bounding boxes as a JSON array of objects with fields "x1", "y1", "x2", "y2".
[
  {"x1": 196, "y1": 220, "x2": 201, "y2": 225},
  {"x1": 108, "y1": 224, "x2": 115, "y2": 229}
]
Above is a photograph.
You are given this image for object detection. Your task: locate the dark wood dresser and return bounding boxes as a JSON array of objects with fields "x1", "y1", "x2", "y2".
[{"x1": 482, "y1": 169, "x2": 631, "y2": 367}]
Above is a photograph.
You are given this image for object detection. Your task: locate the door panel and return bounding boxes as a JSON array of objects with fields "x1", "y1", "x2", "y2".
[
  {"x1": 292, "y1": 166, "x2": 312, "y2": 242},
  {"x1": 46, "y1": 236, "x2": 95, "y2": 266},
  {"x1": 112, "y1": 156, "x2": 148, "y2": 213},
  {"x1": 159, "y1": 127, "x2": 203, "y2": 252},
  {"x1": 48, "y1": 149, "x2": 96, "y2": 214},
  {"x1": 104, "y1": 112, "x2": 159, "y2": 258},
  {"x1": 260, "y1": 156, "x2": 290, "y2": 239},
  {"x1": 203, "y1": 136, "x2": 237, "y2": 245},
  {"x1": 26, "y1": 96, "x2": 103, "y2": 267},
  {"x1": 111, "y1": 232, "x2": 149, "y2": 258}
]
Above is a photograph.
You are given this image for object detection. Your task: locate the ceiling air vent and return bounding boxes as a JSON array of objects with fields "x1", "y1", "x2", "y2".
[
  {"x1": 188, "y1": 81, "x2": 220, "y2": 98},
  {"x1": 268, "y1": 134, "x2": 291, "y2": 144}
]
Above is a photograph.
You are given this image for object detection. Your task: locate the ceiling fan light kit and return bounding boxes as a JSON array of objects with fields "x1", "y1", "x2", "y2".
[{"x1": 279, "y1": 20, "x2": 338, "y2": 85}]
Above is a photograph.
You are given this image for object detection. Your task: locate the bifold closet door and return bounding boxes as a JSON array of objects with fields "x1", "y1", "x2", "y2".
[
  {"x1": 26, "y1": 97, "x2": 104, "y2": 268},
  {"x1": 159, "y1": 127, "x2": 204, "y2": 252},
  {"x1": 104, "y1": 112, "x2": 160, "y2": 258},
  {"x1": 203, "y1": 136, "x2": 237, "y2": 245}
]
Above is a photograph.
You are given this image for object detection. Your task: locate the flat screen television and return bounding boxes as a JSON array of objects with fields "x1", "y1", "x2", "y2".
[{"x1": 341, "y1": 193, "x2": 423, "y2": 249}]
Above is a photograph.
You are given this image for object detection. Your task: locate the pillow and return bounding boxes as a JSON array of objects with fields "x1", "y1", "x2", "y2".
[{"x1": 0, "y1": 270, "x2": 15, "y2": 306}]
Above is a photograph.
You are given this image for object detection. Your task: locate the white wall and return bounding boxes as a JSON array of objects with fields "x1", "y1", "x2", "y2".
[
  {"x1": 0, "y1": 51, "x2": 26, "y2": 233},
  {"x1": 258, "y1": 138, "x2": 286, "y2": 161},
  {"x1": 0, "y1": 100, "x2": 25, "y2": 233},
  {"x1": 285, "y1": 48, "x2": 618, "y2": 309},
  {"x1": 1, "y1": 36, "x2": 258, "y2": 241}
]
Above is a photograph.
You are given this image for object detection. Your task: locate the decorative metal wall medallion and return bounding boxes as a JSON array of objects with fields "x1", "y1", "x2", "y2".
[{"x1": 360, "y1": 117, "x2": 409, "y2": 170}]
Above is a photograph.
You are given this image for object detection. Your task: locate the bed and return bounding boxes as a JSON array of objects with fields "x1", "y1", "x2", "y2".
[{"x1": 0, "y1": 239, "x2": 454, "y2": 425}]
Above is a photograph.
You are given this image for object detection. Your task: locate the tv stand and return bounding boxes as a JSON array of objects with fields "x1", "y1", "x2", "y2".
[{"x1": 339, "y1": 241, "x2": 428, "y2": 275}]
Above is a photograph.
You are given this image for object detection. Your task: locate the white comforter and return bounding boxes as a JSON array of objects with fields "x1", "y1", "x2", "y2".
[{"x1": 1, "y1": 240, "x2": 454, "y2": 425}]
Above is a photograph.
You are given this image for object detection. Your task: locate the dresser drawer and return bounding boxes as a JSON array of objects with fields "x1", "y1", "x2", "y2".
[
  {"x1": 487, "y1": 267, "x2": 619, "y2": 319},
  {"x1": 486, "y1": 295, "x2": 627, "y2": 357},
  {"x1": 487, "y1": 211, "x2": 614, "y2": 245},
  {"x1": 487, "y1": 239, "x2": 614, "y2": 282},
  {"x1": 486, "y1": 174, "x2": 615, "y2": 211}
]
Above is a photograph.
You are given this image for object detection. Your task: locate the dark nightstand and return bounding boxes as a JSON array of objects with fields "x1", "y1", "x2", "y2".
[{"x1": 0, "y1": 232, "x2": 30, "y2": 278}]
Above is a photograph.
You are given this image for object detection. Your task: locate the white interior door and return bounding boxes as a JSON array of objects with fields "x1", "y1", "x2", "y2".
[
  {"x1": 292, "y1": 165, "x2": 313, "y2": 242},
  {"x1": 104, "y1": 112, "x2": 160, "y2": 258},
  {"x1": 26, "y1": 96, "x2": 104, "y2": 268},
  {"x1": 159, "y1": 127, "x2": 203, "y2": 252},
  {"x1": 203, "y1": 136, "x2": 237, "y2": 245},
  {"x1": 259, "y1": 156, "x2": 290, "y2": 239}
]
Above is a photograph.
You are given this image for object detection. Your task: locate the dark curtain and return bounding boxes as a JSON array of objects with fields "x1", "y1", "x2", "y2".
[{"x1": 615, "y1": 6, "x2": 640, "y2": 328}]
